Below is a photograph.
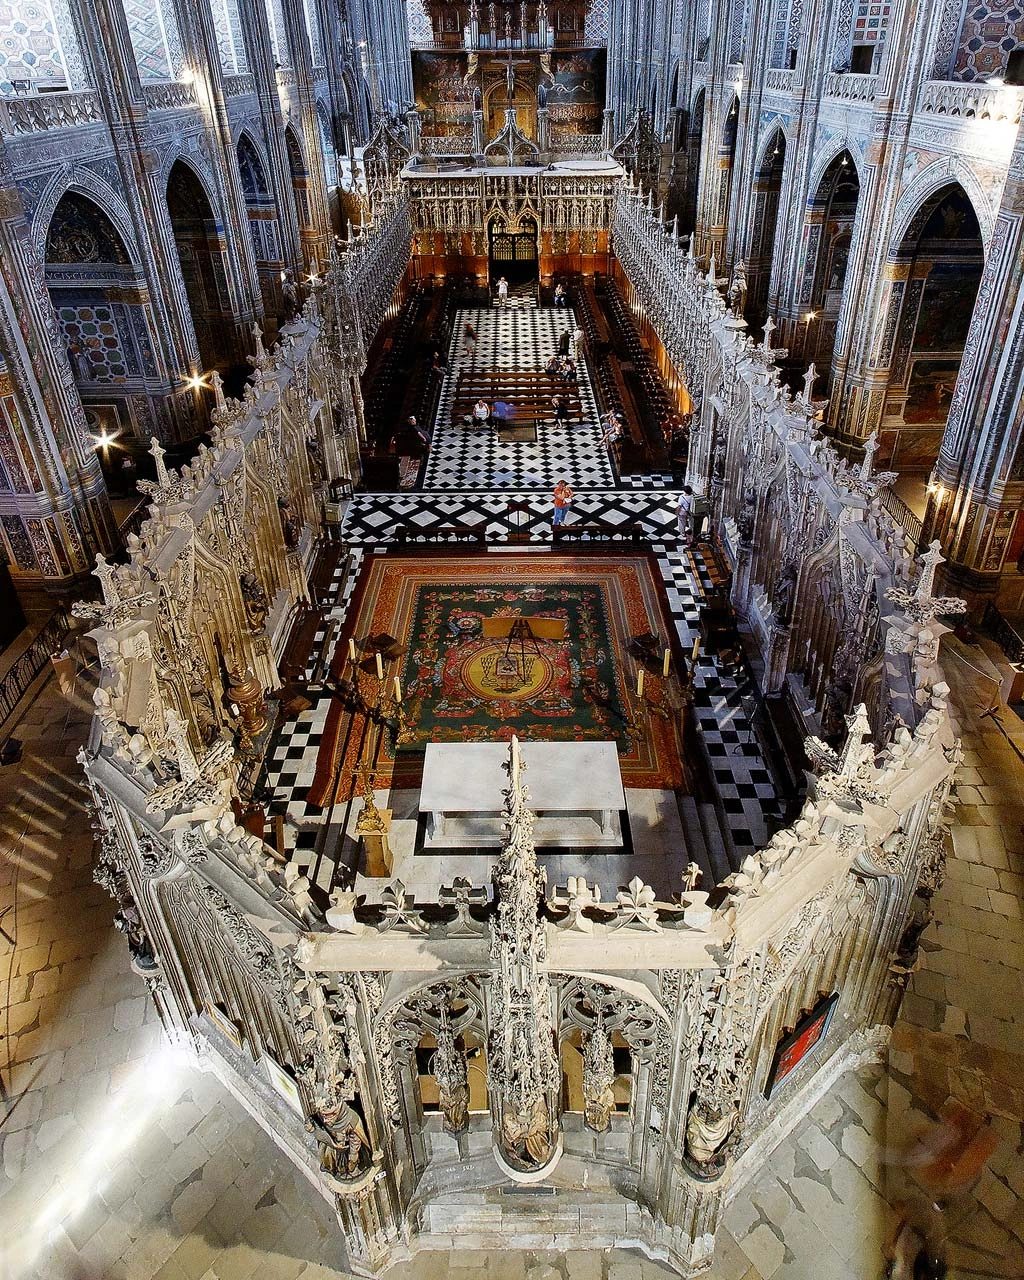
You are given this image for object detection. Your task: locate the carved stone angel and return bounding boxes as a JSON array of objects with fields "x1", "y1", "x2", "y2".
[
  {"x1": 772, "y1": 562, "x2": 798, "y2": 626},
  {"x1": 501, "y1": 1095, "x2": 554, "y2": 1168}
]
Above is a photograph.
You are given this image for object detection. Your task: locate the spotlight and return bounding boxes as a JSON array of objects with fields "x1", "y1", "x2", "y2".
[{"x1": 93, "y1": 430, "x2": 119, "y2": 449}]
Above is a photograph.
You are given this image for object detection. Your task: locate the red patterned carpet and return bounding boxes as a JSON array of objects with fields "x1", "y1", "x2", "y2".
[{"x1": 310, "y1": 552, "x2": 687, "y2": 805}]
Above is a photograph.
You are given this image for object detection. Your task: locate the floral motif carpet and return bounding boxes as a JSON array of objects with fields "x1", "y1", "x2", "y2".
[{"x1": 310, "y1": 553, "x2": 685, "y2": 803}]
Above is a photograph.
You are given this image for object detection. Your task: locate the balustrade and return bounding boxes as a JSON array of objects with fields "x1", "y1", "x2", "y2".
[
  {"x1": 224, "y1": 73, "x2": 257, "y2": 97},
  {"x1": 822, "y1": 72, "x2": 878, "y2": 103},
  {"x1": 0, "y1": 89, "x2": 103, "y2": 135},
  {"x1": 142, "y1": 81, "x2": 198, "y2": 112},
  {"x1": 918, "y1": 79, "x2": 1024, "y2": 124},
  {"x1": 764, "y1": 68, "x2": 794, "y2": 94}
]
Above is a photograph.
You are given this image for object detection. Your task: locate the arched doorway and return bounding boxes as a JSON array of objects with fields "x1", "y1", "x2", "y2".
[
  {"x1": 881, "y1": 184, "x2": 984, "y2": 495},
  {"x1": 44, "y1": 190, "x2": 161, "y2": 455},
  {"x1": 799, "y1": 149, "x2": 860, "y2": 375},
  {"x1": 488, "y1": 215, "x2": 538, "y2": 287},
  {"x1": 485, "y1": 78, "x2": 535, "y2": 142},
  {"x1": 746, "y1": 129, "x2": 786, "y2": 329},
  {"x1": 237, "y1": 133, "x2": 284, "y2": 315},
  {"x1": 166, "y1": 160, "x2": 236, "y2": 374}
]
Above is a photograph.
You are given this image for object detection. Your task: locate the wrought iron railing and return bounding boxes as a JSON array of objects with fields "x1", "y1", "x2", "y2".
[
  {"x1": 0, "y1": 608, "x2": 73, "y2": 729},
  {"x1": 982, "y1": 601, "x2": 1024, "y2": 664},
  {"x1": 879, "y1": 489, "x2": 923, "y2": 551}
]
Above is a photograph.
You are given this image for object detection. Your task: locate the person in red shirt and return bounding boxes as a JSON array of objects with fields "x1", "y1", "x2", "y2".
[{"x1": 552, "y1": 479, "x2": 573, "y2": 527}]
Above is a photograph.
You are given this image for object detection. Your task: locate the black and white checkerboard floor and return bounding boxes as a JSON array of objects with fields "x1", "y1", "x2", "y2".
[
  {"x1": 422, "y1": 306, "x2": 614, "y2": 491},
  {"x1": 262, "y1": 490, "x2": 782, "y2": 875}
]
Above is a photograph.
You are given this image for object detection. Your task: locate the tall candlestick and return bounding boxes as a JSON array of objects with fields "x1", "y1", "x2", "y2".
[
  {"x1": 662, "y1": 648, "x2": 670, "y2": 678},
  {"x1": 375, "y1": 652, "x2": 384, "y2": 680},
  {"x1": 691, "y1": 637, "x2": 700, "y2": 665},
  {"x1": 637, "y1": 668, "x2": 645, "y2": 698},
  {"x1": 348, "y1": 638, "x2": 357, "y2": 662},
  {"x1": 393, "y1": 676, "x2": 402, "y2": 703}
]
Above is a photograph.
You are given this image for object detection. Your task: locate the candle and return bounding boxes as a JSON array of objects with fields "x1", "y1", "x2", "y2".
[
  {"x1": 348, "y1": 638, "x2": 357, "y2": 662},
  {"x1": 375, "y1": 652, "x2": 383, "y2": 679},
  {"x1": 637, "y1": 668, "x2": 645, "y2": 698},
  {"x1": 662, "y1": 648, "x2": 671, "y2": 678},
  {"x1": 691, "y1": 637, "x2": 700, "y2": 665},
  {"x1": 393, "y1": 676, "x2": 402, "y2": 703}
]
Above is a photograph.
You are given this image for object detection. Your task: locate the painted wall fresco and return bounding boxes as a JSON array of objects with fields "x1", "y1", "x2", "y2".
[
  {"x1": 548, "y1": 47, "x2": 605, "y2": 133},
  {"x1": 954, "y1": 4, "x2": 1024, "y2": 80}
]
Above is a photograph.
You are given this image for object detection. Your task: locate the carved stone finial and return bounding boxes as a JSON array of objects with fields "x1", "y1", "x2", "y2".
[
  {"x1": 860, "y1": 430, "x2": 879, "y2": 482},
  {"x1": 762, "y1": 315, "x2": 775, "y2": 356},
  {"x1": 802, "y1": 363, "x2": 817, "y2": 402},
  {"x1": 92, "y1": 553, "x2": 120, "y2": 608},
  {"x1": 916, "y1": 539, "x2": 944, "y2": 602},
  {"x1": 148, "y1": 435, "x2": 170, "y2": 488},
  {"x1": 210, "y1": 369, "x2": 226, "y2": 411}
]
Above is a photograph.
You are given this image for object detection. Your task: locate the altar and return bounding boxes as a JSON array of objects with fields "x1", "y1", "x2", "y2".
[{"x1": 419, "y1": 741, "x2": 626, "y2": 849}]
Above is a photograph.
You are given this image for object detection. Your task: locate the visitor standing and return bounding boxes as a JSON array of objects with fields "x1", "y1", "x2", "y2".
[
  {"x1": 572, "y1": 324, "x2": 585, "y2": 359},
  {"x1": 552, "y1": 479, "x2": 574, "y2": 527},
  {"x1": 558, "y1": 328, "x2": 571, "y2": 356},
  {"x1": 464, "y1": 321, "x2": 477, "y2": 357},
  {"x1": 496, "y1": 276, "x2": 509, "y2": 306},
  {"x1": 492, "y1": 398, "x2": 511, "y2": 431},
  {"x1": 551, "y1": 393, "x2": 569, "y2": 426},
  {"x1": 677, "y1": 485, "x2": 694, "y2": 545}
]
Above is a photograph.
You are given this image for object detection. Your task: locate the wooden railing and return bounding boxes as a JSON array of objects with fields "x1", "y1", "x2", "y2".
[{"x1": 982, "y1": 601, "x2": 1024, "y2": 664}]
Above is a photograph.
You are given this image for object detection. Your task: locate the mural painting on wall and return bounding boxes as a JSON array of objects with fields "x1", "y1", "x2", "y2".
[
  {"x1": 904, "y1": 358, "x2": 961, "y2": 424},
  {"x1": 914, "y1": 265, "x2": 975, "y2": 352},
  {"x1": 0, "y1": 0, "x2": 67, "y2": 92},
  {"x1": 46, "y1": 193, "x2": 132, "y2": 267},
  {"x1": 413, "y1": 52, "x2": 473, "y2": 132},
  {"x1": 548, "y1": 48, "x2": 605, "y2": 133}
]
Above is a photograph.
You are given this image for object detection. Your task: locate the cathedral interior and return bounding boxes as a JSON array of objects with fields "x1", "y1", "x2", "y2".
[{"x1": 0, "y1": 0, "x2": 1023, "y2": 1277}]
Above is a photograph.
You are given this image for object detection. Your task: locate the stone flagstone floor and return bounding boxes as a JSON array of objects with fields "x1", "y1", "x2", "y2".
[{"x1": 0, "y1": 637, "x2": 1022, "y2": 1279}]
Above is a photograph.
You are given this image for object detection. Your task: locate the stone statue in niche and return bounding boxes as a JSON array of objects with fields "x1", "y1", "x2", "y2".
[
  {"x1": 772, "y1": 562, "x2": 798, "y2": 626},
  {"x1": 306, "y1": 434, "x2": 326, "y2": 481},
  {"x1": 239, "y1": 571, "x2": 270, "y2": 633},
  {"x1": 538, "y1": 81, "x2": 548, "y2": 108},
  {"x1": 307, "y1": 1101, "x2": 370, "y2": 1180},
  {"x1": 473, "y1": 85, "x2": 482, "y2": 112},
  {"x1": 727, "y1": 261, "x2": 748, "y2": 318},
  {"x1": 684, "y1": 1097, "x2": 738, "y2": 1170},
  {"x1": 582, "y1": 1024, "x2": 617, "y2": 1133},
  {"x1": 735, "y1": 484, "x2": 756, "y2": 546},
  {"x1": 113, "y1": 906, "x2": 158, "y2": 972},
  {"x1": 190, "y1": 680, "x2": 219, "y2": 745},
  {"x1": 278, "y1": 497, "x2": 301, "y2": 549}
]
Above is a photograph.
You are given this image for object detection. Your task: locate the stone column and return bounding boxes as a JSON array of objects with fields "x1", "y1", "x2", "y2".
[
  {"x1": 68, "y1": 0, "x2": 206, "y2": 437},
  {"x1": 928, "y1": 119, "x2": 1024, "y2": 608},
  {"x1": 235, "y1": 0, "x2": 305, "y2": 279},
  {"x1": 0, "y1": 149, "x2": 117, "y2": 585},
  {"x1": 279, "y1": 0, "x2": 334, "y2": 270},
  {"x1": 171, "y1": 0, "x2": 265, "y2": 336},
  {"x1": 824, "y1": 0, "x2": 957, "y2": 438}
]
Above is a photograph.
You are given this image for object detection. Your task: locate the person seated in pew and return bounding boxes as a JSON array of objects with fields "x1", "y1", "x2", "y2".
[
  {"x1": 545, "y1": 354, "x2": 561, "y2": 377},
  {"x1": 561, "y1": 358, "x2": 578, "y2": 385},
  {"x1": 472, "y1": 398, "x2": 491, "y2": 428},
  {"x1": 551, "y1": 393, "x2": 570, "y2": 426}
]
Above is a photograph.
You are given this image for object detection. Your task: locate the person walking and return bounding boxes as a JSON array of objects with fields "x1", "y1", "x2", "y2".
[
  {"x1": 496, "y1": 276, "x2": 509, "y2": 306},
  {"x1": 677, "y1": 485, "x2": 694, "y2": 545},
  {"x1": 551, "y1": 393, "x2": 569, "y2": 427},
  {"x1": 492, "y1": 398, "x2": 511, "y2": 432},
  {"x1": 552, "y1": 479, "x2": 573, "y2": 527},
  {"x1": 463, "y1": 321, "x2": 477, "y2": 357}
]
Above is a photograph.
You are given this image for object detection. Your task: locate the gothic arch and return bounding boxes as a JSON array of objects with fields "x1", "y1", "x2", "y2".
[
  {"x1": 32, "y1": 166, "x2": 139, "y2": 265},
  {"x1": 755, "y1": 117, "x2": 790, "y2": 171},
  {"x1": 806, "y1": 139, "x2": 863, "y2": 197},
  {"x1": 160, "y1": 148, "x2": 222, "y2": 221},
  {"x1": 236, "y1": 129, "x2": 272, "y2": 195},
  {"x1": 889, "y1": 158, "x2": 994, "y2": 256}
]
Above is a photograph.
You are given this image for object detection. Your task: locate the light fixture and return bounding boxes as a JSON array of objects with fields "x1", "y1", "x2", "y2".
[
  {"x1": 804, "y1": 311, "x2": 817, "y2": 322},
  {"x1": 93, "y1": 430, "x2": 119, "y2": 450},
  {"x1": 185, "y1": 372, "x2": 208, "y2": 391}
]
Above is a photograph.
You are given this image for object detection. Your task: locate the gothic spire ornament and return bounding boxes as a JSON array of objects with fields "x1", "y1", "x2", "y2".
[{"x1": 488, "y1": 735, "x2": 561, "y2": 1179}]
